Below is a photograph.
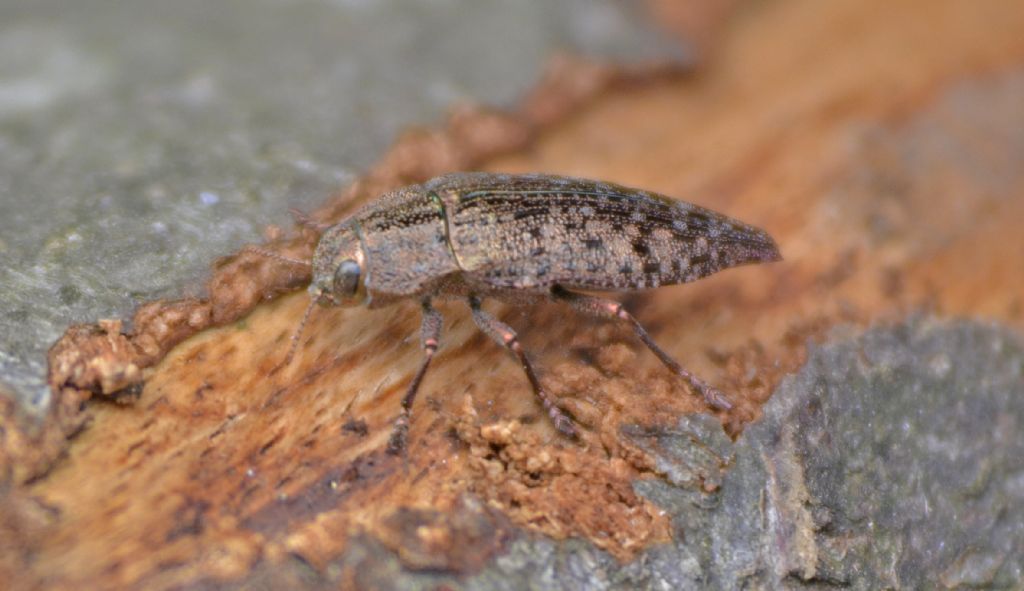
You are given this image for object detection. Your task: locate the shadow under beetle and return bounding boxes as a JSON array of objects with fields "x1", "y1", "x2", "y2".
[{"x1": 264, "y1": 172, "x2": 781, "y2": 453}]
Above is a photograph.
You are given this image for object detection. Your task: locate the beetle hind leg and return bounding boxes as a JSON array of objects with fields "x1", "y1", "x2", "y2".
[
  {"x1": 551, "y1": 286, "x2": 733, "y2": 411},
  {"x1": 468, "y1": 296, "x2": 578, "y2": 439}
]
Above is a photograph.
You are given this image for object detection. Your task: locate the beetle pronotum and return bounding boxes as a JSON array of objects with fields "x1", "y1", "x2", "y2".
[{"x1": 260, "y1": 172, "x2": 780, "y2": 453}]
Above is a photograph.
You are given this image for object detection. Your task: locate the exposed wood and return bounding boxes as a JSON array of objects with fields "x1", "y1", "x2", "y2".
[{"x1": 4, "y1": 0, "x2": 1024, "y2": 588}]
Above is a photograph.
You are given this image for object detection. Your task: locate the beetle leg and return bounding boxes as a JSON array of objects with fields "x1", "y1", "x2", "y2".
[
  {"x1": 468, "y1": 296, "x2": 578, "y2": 439},
  {"x1": 387, "y1": 298, "x2": 443, "y2": 454},
  {"x1": 551, "y1": 286, "x2": 733, "y2": 411}
]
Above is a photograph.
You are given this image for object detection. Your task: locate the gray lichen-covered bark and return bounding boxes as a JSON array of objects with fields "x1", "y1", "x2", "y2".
[
  {"x1": 0, "y1": 0, "x2": 686, "y2": 415},
  {"x1": 489, "y1": 318, "x2": 1024, "y2": 589},
  {"x1": 284, "y1": 317, "x2": 1022, "y2": 590},
  {"x1": 702, "y1": 317, "x2": 1024, "y2": 588}
]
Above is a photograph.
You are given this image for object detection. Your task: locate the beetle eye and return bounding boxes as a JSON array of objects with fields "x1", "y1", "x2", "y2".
[{"x1": 333, "y1": 259, "x2": 361, "y2": 296}]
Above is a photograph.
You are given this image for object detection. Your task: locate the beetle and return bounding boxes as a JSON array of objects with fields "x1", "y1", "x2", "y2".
[{"x1": 268, "y1": 172, "x2": 780, "y2": 453}]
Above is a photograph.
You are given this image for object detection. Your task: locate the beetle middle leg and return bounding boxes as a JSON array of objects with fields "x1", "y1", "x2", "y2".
[
  {"x1": 468, "y1": 296, "x2": 578, "y2": 438},
  {"x1": 551, "y1": 286, "x2": 733, "y2": 411},
  {"x1": 386, "y1": 298, "x2": 443, "y2": 454}
]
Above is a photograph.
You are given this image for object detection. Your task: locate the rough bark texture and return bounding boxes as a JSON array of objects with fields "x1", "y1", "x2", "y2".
[{"x1": 3, "y1": 0, "x2": 1024, "y2": 589}]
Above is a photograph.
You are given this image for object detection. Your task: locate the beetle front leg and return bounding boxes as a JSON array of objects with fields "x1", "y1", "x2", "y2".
[
  {"x1": 387, "y1": 298, "x2": 443, "y2": 454},
  {"x1": 468, "y1": 297, "x2": 578, "y2": 439},
  {"x1": 551, "y1": 286, "x2": 733, "y2": 411}
]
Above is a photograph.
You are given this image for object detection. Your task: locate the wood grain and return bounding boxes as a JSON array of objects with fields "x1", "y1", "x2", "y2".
[{"x1": 6, "y1": 0, "x2": 1024, "y2": 588}]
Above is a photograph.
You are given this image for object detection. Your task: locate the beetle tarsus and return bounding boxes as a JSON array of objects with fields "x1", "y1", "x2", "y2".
[
  {"x1": 690, "y1": 378, "x2": 733, "y2": 411},
  {"x1": 551, "y1": 286, "x2": 735, "y2": 412},
  {"x1": 386, "y1": 419, "x2": 408, "y2": 455},
  {"x1": 469, "y1": 297, "x2": 580, "y2": 439},
  {"x1": 385, "y1": 299, "x2": 442, "y2": 453},
  {"x1": 549, "y1": 409, "x2": 578, "y2": 439}
]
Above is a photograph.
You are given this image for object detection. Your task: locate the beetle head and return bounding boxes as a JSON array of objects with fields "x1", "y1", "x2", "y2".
[{"x1": 309, "y1": 221, "x2": 369, "y2": 308}]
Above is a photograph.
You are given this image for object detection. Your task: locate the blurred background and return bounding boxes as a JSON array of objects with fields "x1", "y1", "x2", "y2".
[
  {"x1": 3, "y1": 1, "x2": 1024, "y2": 589},
  {"x1": 0, "y1": 0, "x2": 685, "y2": 414}
]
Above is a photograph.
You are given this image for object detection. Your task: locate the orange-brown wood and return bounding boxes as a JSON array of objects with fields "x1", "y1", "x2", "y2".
[{"x1": 5, "y1": 0, "x2": 1024, "y2": 588}]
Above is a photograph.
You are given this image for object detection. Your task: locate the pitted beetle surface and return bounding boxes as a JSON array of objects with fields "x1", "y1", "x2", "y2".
[{"x1": 270, "y1": 172, "x2": 780, "y2": 453}]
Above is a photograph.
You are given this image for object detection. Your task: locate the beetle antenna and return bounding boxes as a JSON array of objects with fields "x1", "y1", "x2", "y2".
[
  {"x1": 289, "y1": 208, "x2": 331, "y2": 234},
  {"x1": 243, "y1": 245, "x2": 312, "y2": 268},
  {"x1": 284, "y1": 296, "x2": 318, "y2": 365}
]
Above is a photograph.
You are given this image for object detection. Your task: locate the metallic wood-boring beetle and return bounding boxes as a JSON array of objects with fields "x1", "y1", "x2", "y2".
[{"x1": 268, "y1": 172, "x2": 781, "y2": 453}]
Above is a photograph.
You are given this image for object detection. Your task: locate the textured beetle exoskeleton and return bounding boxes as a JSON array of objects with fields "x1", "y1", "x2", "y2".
[{"x1": 292, "y1": 173, "x2": 781, "y2": 453}]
